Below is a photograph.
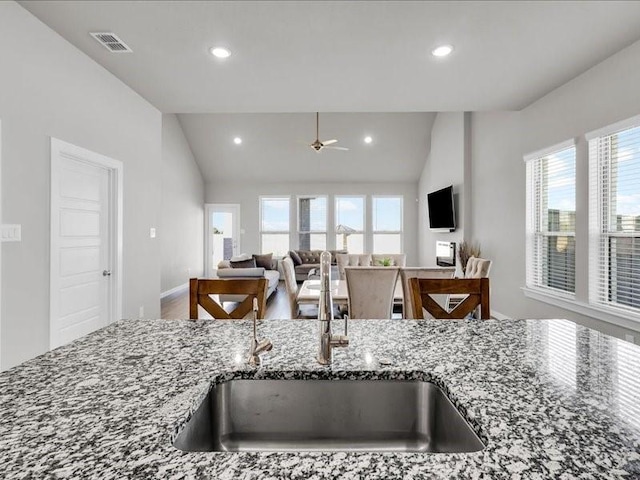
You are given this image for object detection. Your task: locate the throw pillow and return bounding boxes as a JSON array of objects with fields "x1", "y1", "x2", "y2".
[
  {"x1": 230, "y1": 258, "x2": 257, "y2": 269},
  {"x1": 253, "y1": 253, "x2": 273, "y2": 270},
  {"x1": 289, "y1": 250, "x2": 303, "y2": 266},
  {"x1": 329, "y1": 249, "x2": 348, "y2": 264}
]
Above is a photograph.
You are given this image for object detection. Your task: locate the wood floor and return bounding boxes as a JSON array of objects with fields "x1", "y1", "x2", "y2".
[{"x1": 161, "y1": 280, "x2": 292, "y2": 320}]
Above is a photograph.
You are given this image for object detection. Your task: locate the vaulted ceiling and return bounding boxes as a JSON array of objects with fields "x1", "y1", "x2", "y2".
[
  {"x1": 20, "y1": 1, "x2": 640, "y2": 113},
  {"x1": 19, "y1": 1, "x2": 640, "y2": 184},
  {"x1": 178, "y1": 113, "x2": 436, "y2": 183}
]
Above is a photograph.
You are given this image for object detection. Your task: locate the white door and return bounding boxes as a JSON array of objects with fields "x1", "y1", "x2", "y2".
[
  {"x1": 205, "y1": 204, "x2": 241, "y2": 276},
  {"x1": 50, "y1": 139, "x2": 122, "y2": 349}
]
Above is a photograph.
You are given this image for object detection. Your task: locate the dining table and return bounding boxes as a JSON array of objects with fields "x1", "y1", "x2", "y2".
[{"x1": 296, "y1": 278, "x2": 404, "y2": 308}]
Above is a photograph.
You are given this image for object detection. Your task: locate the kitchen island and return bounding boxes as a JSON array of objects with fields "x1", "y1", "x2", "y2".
[{"x1": 0, "y1": 318, "x2": 639, "y2": 479}]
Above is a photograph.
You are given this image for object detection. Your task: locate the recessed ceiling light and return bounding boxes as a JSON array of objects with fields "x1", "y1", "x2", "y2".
[
  {"x1": 233, "y1": 137, "x2": 242, "y2": 145},
  {"x1": 210, "y1": 47, "x2": 231, "y2": 59},
  {"x1": 364, "y1": 136, "x2": 373, "y2": 144},
  {"x1": 432, "y1": 45, "x2": 453, "y2": 57}
]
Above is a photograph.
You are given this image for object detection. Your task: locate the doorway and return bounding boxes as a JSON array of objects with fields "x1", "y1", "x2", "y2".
[
  {"x1": 205, "y1": 204, "x2": 241, "y2": 277},
  {"x1": 50, "y1": 138, "x2": 123, "y2": 349}
]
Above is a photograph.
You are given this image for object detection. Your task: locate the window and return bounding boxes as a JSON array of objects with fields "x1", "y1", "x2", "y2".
[
  {"x1": 525, "y1": 142, "x2": 576, "y2": 294},
  {"x1": 588, "y1": 120, "x2": 640, "y2": 314},
  {"x1": 260, "y1": 196, "x2": 290, "y2": 256},
  {"x1": 297, "y1": 196, "x2": 327, "y2": 250},
  {"x1": 335, "y1": 196, "x2": 365, "y2": 253},
  {"x1": 372, "y1": 196, "x2": 403, "y2": 253}
]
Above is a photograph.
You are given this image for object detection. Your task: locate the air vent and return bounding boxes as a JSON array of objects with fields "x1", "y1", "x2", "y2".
[{"x1": 90, "y1": 32, "x2": 132, "y2": 53}]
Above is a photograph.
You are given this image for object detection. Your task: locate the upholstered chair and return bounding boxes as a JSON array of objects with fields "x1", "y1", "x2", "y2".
[
  {"x1": 464, "y1": 257, "x2": 492, "y2": 278},
  {"x1": 371, "y1": 254, "x2": 407, "y2": 268},
  {"x1": 282, "y1": 257, "x2": 316, "y2": 319},
  {"x1": 336, "y1": 254, "x2": 373, "y2": 280},
  {"x1": 282, "y1": 256, "x2": 335, "y2": 319},
  {"x1": 344, "y1": 266, "x2": 400, "y2": 319},
  {"x1": 400, "y1": 267, "x2": 456, "y2": 319}
]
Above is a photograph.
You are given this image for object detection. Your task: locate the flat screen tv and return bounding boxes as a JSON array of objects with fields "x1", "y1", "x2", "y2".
[{"x1": 427, "y1": 185, "x2": 456, "y2": 231}]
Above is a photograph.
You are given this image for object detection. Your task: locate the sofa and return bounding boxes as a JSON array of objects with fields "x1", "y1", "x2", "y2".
[
  {"x1": 216, "y1": 254, "x2": 280, "y2": 302},
  {"x1": 287, "y1": 249, "x2": 347, "y2": 282}
]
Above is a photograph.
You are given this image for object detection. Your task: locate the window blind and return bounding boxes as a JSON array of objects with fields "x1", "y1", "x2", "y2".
[
  {"x1": 588, "y1": 122, "x2": 640, "y2": 314},
  {"x1": 525, "y1": 143, "x2": 576, "y2": 295}
]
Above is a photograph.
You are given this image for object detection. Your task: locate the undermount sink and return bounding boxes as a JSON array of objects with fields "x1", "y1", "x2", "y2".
[{"x1": 173, "y1": 379, "x2": 484, "y2": 453}]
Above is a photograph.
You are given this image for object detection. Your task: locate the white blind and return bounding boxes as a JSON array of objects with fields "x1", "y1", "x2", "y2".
[
  {"x1": 525, "y1": 144, "x2": 576, "y2": 295},
  {"x1": 588, "y1": 123, "x2": 640, "y2": 314}
]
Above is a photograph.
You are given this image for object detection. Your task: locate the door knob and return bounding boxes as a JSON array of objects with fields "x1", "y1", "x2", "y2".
[{"x1": 103, "y1": 270, "x2": 112, "y2": 276}]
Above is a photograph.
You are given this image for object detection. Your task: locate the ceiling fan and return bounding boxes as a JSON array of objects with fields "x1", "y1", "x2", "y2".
[{"x1": 307, "y1": 112, "x2": 349, "y2": 152}]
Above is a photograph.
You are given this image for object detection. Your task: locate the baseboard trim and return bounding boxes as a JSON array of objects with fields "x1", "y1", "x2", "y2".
[
  {"x1": 491, "y1": 309, "x2": 510, "y2": 320},
  {"x1": 161, "y1": 282, "x2": 189, "y2": 299}
]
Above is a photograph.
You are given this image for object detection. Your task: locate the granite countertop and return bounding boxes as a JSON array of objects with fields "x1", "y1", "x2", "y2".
[{"x1": 1, "y1": 318, "x2": 640, "y2": 479}]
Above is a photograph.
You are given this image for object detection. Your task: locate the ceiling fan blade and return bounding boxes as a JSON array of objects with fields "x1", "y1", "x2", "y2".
[
  {"x1": 322, "y1": 139, "x2": 338, "y2": 145},
  {"x1": 325, "y1": 146, "x2": 349, "y2": 151}
]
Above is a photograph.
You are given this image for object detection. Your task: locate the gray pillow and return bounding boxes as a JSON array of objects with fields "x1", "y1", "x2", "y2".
[
  {"x1": 230, "y1": 258, "x2": 256, "y2": 269},
  {"x1": 253, "y1": 253, "x2": 273, "y2": 270},
  {"x1": 289, "y1": 250, "x2": 303, "y2": 266}
]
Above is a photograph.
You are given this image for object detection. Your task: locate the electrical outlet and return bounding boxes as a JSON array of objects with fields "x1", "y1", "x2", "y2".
[
  {"x1": 139, "y1": 306, "x2": 144, "y2": 318},
  {"x1": 624, "y1": 334, "x2": 635, "y2": 344},
  {"x1": 1, "y1": 224, "x2": 21, "y2": 242}
]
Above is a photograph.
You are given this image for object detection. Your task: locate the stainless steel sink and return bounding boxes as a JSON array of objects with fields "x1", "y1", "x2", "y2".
[{"x1": 173, "y1": 379, "x2": 484, "y2": 453}]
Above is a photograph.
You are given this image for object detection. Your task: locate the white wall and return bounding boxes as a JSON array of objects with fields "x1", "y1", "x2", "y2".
[
  {"x1": 205, "y1": 182, "x2": 419, "y2": 265},
  {"x1": 0, "y1": 2, "x2": 162, "y2": 369},
  {"x1": 161, "y1": 114, "x2": 204, "y2": 294},
  {"x1": 418, "y1": 112, "x2": 469, "y2": 270},
  {"x1": 470, "y1": 37, "x2": 640, "y2": 339}
]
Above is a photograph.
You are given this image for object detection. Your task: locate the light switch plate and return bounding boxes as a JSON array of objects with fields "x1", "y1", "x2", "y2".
[
  {"x1": 149, "y1": 227, "x2": 156, "y2": 238},
  {"x1": 1, "y1": 224, "x2": 21, "y2": 242}
]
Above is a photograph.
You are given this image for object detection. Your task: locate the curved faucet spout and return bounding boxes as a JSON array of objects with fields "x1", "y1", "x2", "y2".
[{"x1": 317, "y1": 251, "x2": 348, "y2": 365}]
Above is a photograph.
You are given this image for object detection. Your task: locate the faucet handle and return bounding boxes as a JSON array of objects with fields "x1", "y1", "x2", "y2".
[{"x1": 329, "y1": 313, "x2": 349, "y2": 348}]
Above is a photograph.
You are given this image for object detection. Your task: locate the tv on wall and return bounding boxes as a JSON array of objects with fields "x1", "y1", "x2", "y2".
[{"x1": 427, "y1": 185, "x2": 456, "y2": 231}]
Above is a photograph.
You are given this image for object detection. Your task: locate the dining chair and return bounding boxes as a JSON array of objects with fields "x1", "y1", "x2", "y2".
[
  {"x1": 344, "y1": 266, "x2": 400, "y2": 319},
  {"x1": 409, "y1": 277, "x2": 491, "y2": 320},
  {"x1": 448, "y1": 257, "x2": 493, "y2": 312},
  {"x1": 282, "y1": 257, "x2": 320, "y2": 319},
  {"x1": 400, "y1": 267, "x2": 456, "y2": 319},
  {"x1": 189, "y1": 278, "x2": 268, "y2": 320}
]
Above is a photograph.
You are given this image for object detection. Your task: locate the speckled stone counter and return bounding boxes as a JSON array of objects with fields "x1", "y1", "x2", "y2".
[{"x1": 1, "y1": 318, "x2": 640, "y2": 479}]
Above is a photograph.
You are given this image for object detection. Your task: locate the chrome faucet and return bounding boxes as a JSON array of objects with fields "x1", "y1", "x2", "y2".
[
  {"x1": 247, "y1": 298, "x2": 272, "y2": 367},
  {"x1": 317, "y1": 251, "x2": 349, "y2": 365}
]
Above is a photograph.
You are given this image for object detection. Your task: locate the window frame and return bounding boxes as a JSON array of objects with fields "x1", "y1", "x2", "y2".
[
  {"x1": 371, "y1": 195, "x2": 404, "y2": 254},
  {"x1": 524, "y1": 139, "x2": 577, "y2": 297},
  {"x1": 334, "y1": 195, "x2": 366, "y2": 253},
  {"x1": 587, "y1": 114, "x2": 640, "y2": 317},
  {"x1": 259, "y1": 195, "x2": 291, "y2": 256}
]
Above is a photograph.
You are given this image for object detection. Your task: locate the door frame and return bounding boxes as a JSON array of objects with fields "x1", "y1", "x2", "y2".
[
  {"x1": 49, "y1": 138, "x2": 123, "y2": 349},
  {"x1": 204, "y1": 203, "x2": 241, "y2": 277},
  {"x1": 0, "y1": 119, "x2": 3, "y2": 370}
]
